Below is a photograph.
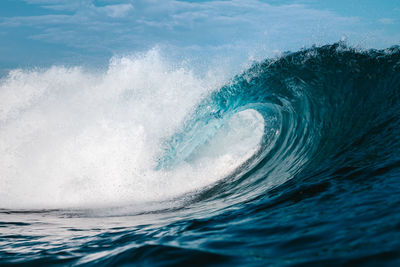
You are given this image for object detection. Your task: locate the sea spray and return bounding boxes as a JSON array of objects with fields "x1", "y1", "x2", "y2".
[{"x1": 0, "y1": 49, "x2": 263, "y2": 209}]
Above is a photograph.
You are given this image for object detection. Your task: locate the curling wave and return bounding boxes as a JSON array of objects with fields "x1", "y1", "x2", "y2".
[
  {"x1": 158, "y1": 43, "x2": 400, "y2": 207},
  {"x1": 1, "y1": 43, "x2": 400, "y2": 266},
  {"x1": 0, "y1": 43, "x2": 399, "y2": 212}
]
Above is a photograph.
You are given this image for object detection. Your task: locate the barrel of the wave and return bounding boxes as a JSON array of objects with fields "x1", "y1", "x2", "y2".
[{"x1": 157, "y1": 43, "x2": 400, "y2": 205}]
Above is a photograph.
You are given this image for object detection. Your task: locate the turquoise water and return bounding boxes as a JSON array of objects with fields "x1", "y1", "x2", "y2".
[{"x1": 1, "y1": 44, "x2": 400, "y2": 266}]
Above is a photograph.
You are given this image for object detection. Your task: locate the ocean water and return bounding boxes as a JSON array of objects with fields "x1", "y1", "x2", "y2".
[{"x1": 1, "y1": 43, "x2": 400, "y2": 266}]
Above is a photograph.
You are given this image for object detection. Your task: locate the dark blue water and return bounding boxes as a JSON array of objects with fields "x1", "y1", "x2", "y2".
[{"x1": 1, "y1": 43, "x2": 400, "y2": 266}]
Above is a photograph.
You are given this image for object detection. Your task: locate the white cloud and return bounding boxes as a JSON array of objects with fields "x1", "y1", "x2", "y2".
[
  {"x1": 24, "y1": 0, "x2": 87, "y2": 11},
  {"x1": 378, "y1": 18, "x2": 396, "y2": 25},
  {"x1": 99, "y1": 4, "x2": 134, "y2": 18},
  {"x1": 0, "y1": 0, "x2": 381, "y2": 58}
]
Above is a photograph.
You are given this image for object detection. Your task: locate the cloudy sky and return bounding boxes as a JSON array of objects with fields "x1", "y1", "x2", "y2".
[{"x1": 0, "y1": 0, "x2": 399, "y2": 73}]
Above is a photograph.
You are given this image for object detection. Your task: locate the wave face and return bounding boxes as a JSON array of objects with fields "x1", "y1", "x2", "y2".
[
  {"x1": 159, "y1": 43, "x2": 400, "y2": 205},
  {"x1": 1, "y1": 44, "x2": 400, "y2": 266}
]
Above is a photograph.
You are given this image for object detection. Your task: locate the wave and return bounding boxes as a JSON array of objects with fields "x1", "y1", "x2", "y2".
[
  {"x1": 0, "y1": 43, "x2": 399, "y2": 212},
  {"x1": 158, "y1": 42, "x2": 400, "y2": 206},
  {"x1": 0, "y1": 49, "x2": 259, "y2": 209}
]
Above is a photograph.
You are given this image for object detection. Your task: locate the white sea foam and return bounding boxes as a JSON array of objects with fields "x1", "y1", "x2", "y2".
[{"x1": 0, "y1": 49, "x2": 264, "y2": 209}]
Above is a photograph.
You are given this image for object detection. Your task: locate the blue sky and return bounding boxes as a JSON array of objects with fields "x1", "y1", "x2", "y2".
[{"x1": 0, "y1": 0, "x2": 399, "y2": 73}]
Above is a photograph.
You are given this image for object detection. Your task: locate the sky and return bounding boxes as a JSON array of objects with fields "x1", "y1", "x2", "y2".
[{"x1": 0, "y1": 0, "x2": 399, "y2": 74}]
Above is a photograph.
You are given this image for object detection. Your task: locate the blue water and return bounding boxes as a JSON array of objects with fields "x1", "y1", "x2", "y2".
[{"x1": 1, "y1": 43, "x2": 400, "y2": 266}]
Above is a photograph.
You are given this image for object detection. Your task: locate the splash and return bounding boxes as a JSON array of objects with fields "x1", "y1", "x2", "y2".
[{"x1": 0, "y1": 49, "x2": 264, "y2": 209}]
